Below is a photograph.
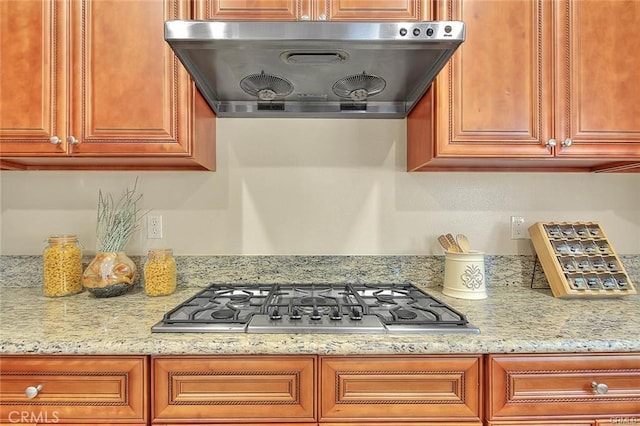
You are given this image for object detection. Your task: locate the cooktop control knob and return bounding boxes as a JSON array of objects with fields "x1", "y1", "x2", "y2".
[
  {"x1": 330, "y1": 308, "x2": 342, "y2": 320},
  {"x1": 290, "y1": 308, "x2": 301, "y2": 320},
  {"x1": 270, "y1": 308, "x2": 282, "y2": 320},
  {"x1": 310, "y1": 308, "x2": 322, "y2": 321},
  {"x1": 350, "y1": 307, "x2": 362, "y2": 321}
]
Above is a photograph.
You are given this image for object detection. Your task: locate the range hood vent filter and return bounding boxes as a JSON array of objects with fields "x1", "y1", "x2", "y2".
[
  {"x1": 240, "y1": 71, "x2": 293, "y2": 101},
  {"x1": 333, "y1": 73, "x2": 386, "y2": 101}
]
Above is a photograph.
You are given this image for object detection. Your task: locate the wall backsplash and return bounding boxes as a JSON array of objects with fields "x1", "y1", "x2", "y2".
[
  {"x1": 2, "y1": 255, "x2": 639, "y2": 292},
  {"x1": 1, "y1": 119, "x2": 639, "y2": 256}
]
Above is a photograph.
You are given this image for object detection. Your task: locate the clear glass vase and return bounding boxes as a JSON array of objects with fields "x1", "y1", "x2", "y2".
[{"x1": 82, "y1": 251, "x2": 137, "y2": 297}]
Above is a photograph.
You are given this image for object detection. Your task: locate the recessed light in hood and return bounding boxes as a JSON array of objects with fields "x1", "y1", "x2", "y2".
[
  {"x1": 165, "y1": 21, "x2": 465, "y2": 118},
  {"x1": 281, "y1": 51, "x2": 350, "y2": 65}
]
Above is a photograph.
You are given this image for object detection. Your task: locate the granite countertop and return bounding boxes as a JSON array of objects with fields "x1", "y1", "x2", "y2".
[{"x1": 1, "y1": 284, "x2": 639, "y2": 355}]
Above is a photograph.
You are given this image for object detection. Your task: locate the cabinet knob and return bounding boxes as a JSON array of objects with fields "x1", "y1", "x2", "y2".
[
  {"x1": 300, "y1": 14, "x2": 310, "y2": 20},
  {"x1": 562, "y1": 138, "x2": 572, "y2": 147},
  {"x1": 317, "y1": 13, "x2": 327, "y2": 20},
  {"x1": 545, "y1": 139, "x2": 557, "y2": 148},
  {"x1": 591, "y1": 381, "x2": 608, "y2": 394},
  {"x1": 25, "y1": 384, "x2": 43, "y2": 399},
  {"x1": 67, "y1": 135, "x2": 78, "y2": 144},
  {"x1": 49, "y1": 136, "x2": 61, "y2": 145}
]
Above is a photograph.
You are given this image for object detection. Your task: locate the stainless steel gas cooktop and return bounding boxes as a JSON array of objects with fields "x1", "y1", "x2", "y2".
[{"x1": 152, "y1": 283, "x2": 479, "y2": 334}]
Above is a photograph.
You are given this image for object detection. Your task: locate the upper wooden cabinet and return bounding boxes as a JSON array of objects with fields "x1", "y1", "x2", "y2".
[
  {"x1": 196, "y1": 0, "x2": 430, "y2": 21},
  {"x1": 0, "y1": 0, "x2": 215, "y2": 171},
  {"x1": 195, "y1": 0, "x2": 307, "y2": 20},
  {"x1": 408, "y1": 0, "x2": 640, "y2": 172}
]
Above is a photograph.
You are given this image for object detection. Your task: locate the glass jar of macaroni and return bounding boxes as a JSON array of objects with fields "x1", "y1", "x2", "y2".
[
  {"x1": 42, "y1": 235, "x2": 84, "y2": 297},
  {"x1": 144, "y1": 249, "x2": 176, "y2": 296}
]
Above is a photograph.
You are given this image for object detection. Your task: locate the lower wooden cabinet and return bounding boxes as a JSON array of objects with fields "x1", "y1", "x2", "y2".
[
  {"x1": 152, "y1": 354, "x2": 482, "y2": 425},
  {"x1": 486, "y1": 353, "x2": 640, "y2": 425},
  {"x1": 151, "y1": 355, "x2": 316, "y2": 424},
  {"x1": 0, "y1": 355, "x2": 148, "y2": 425},
  {"x1": 2, "y1": 352, "x2": 637, "y2": 425},
  {"x1": 320, "y1": 355, "x2": 482, "y2": 424}
]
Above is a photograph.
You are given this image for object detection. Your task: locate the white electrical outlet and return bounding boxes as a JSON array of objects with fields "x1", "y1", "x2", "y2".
[
  {"x1": 147, "y1": 215, "x2": 163, "y2": 239},
  {"x1": 510, "y1": 216, "x2": 526, "y2": 239}
]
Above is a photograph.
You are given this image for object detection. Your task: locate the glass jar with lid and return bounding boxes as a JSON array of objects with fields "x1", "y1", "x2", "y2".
[
  {"x1": 144, "y1": 249, "x2": 176, "y2": 296},
  {"x1": 43, "y1": 235, "x2": 84, "y2": 297}
]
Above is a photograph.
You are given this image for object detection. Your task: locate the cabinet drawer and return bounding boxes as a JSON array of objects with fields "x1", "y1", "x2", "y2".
[
  {"x1": 0, "y1": 355, "x2": 148, "y2": 425},
  {"x1": 152, "y1": 355, "x2": 316, "y2": 423},
  {"x1": 320, "y1": 355, "x2": 482, "y2": 423},
  {"x1": 487, "y1": 353, "x2": 640, "y2": 420}
]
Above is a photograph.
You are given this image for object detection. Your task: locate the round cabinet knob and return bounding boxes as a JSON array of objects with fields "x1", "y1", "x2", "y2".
[
  {"x1": 562, "y1": 138, "x2": 572, "y2": 147},
  {"x1": 591, "y1": 381, "x2": 608, "y2": 395},
  {"x1": 25, "y1": 384, "x2": 43, "y2": 399},
  {"x1": 317, "y1": 13, "x2": 327, "y2": 20},
  {"x1": 49, "y1": 136, "x2": 62, "y2": 145},
  {"x1": 67, "y1": 135, "x2": 78, "y2": 144},
  {"x1": 300, "y1": 14, "x2": 310, "y2": 20},
  {"x1": 545, "y1": 139, "x2": 557, "y2": 148}
]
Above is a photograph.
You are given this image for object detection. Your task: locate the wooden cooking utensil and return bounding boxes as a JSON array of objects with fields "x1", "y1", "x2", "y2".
[
  {"x1": 445, "y1": 233, "x2": 461, "y2": 252},
  {"x1": 437, "y1": 234, "x2": 451, "y2": 251},
  {"x1": 456, "y1": 234, "x2": 470, "y2": 253}
]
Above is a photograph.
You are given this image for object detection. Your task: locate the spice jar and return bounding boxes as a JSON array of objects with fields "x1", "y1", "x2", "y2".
[
  {"x1": 144, "y1": 249, "x2": 176, "y2": 296},
  {"x1": 43, "y1": 235, "x2": 83, "y2": 297}
]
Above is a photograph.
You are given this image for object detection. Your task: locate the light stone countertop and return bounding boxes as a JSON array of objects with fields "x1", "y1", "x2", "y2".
[{"x1": 1, "y1": 284, "x2": 638, "y2": 355}]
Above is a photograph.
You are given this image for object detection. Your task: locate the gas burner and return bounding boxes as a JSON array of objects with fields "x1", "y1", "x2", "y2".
[
  {"x1": 392, "y1": 307, "x2": 418, "y2": 320},
  {"x1": 374, "y1": 293, "x2": 397, "y2": 304},
  {"x1": 211, "y1": 308, "x2": 237, "y2": 320},
  {"x1": 299, "y1": 296, "x2": 334, "y2": 306},
  {"x1": 229, "y1": 294, "x2": 252, "y2": 303}
]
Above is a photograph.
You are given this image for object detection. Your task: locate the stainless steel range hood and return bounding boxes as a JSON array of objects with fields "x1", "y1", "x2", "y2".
[{"x1": 165, "y1": 21, "x2": 465, "y2": 118}]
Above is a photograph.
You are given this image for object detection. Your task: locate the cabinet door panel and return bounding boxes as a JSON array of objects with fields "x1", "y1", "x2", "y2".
[
  {"x1": 407, "y1": 0, "x2": 554, "y2": 171},
  {"x1": 487, "y1": 353, "x2": 640, "y2": 421},
  {"x1": 0, "y1": 0, "x2": 67, "y2": 155},
  {"x1": 323, "y1": 0, "x2": 428, "y2": 21},
  {"x1": 196, "y1": 0, "x2": 304, "y2": 20},
  {"x1": 320, "y1": 355, "x2": 482, "y2": 422},
  {"x1": 555, "y1": 0, "x2": 640, "y2": 158},
  {"x1": 152, "y1": 355, "x2": 316, "y2": 423},
  {"x1": 435, "y1": 0, "x2": 552, "y2": 157},
  {"x1": 69, "y1": 0, "x2": 192, "y2": 156},
  {"x1": 0, "y1": 355, "x2": 148, "y2": 424}
]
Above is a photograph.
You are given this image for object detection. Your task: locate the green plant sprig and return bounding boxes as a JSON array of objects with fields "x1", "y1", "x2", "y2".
[{"x1": 96, "y1": 179, "x2": 149, "y2": 252}]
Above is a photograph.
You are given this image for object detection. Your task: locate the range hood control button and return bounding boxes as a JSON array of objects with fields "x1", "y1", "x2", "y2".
[
  {"x1": 399, "y1": 28, "x2": 408, "y2": 36},
  {"x1": 426, "y1": 28, "x2": 434, "y2": 37},
  {"x1": 413, "y1": 28, "x2": 421, "y2": 36}
]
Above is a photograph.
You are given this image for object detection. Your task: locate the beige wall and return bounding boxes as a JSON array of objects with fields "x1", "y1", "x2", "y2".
[{"x1": 1, "y1": 119, "x2": 639, "y2": 255}]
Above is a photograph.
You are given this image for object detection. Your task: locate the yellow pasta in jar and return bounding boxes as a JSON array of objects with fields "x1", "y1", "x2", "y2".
[
  {"x1": 144, "y1": 249, "x2": 176, "y2": 296},
  {"x1": 43, "y1": 236, "x2": 83, "y2": 297}
]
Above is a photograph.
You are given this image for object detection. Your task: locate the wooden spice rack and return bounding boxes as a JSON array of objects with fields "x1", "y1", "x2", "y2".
[{"x1": 528, "y1": 221, "x2": 636, "y2": 298}]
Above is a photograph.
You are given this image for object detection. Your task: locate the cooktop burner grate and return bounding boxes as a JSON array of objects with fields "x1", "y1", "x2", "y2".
[{"x1": 152, "y1": 283, "x2": 479, "y2": 334}]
